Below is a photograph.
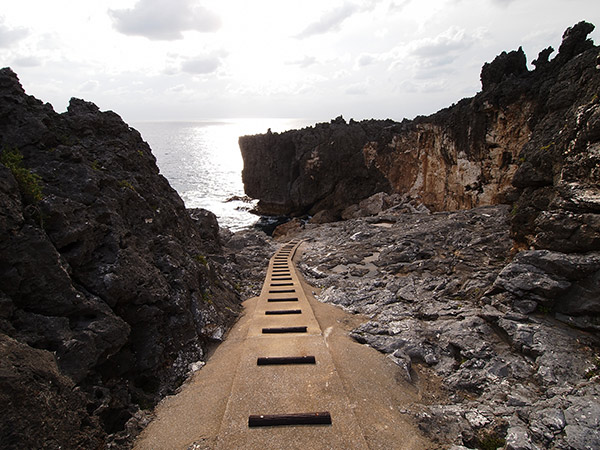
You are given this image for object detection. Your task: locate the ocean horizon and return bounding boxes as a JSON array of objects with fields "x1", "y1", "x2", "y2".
[{"x1": 132, "y1": 118, "x2": 316, "y2": 231}]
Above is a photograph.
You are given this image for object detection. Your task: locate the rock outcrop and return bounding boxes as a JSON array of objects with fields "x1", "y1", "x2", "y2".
[
  {"x1": 240, "y1": 117, "x2": 393, "y2": 216},
  {"x1": 239, "y1": 22, "x2": 600, "y2": 254},
  {"x1": 0, "y1": 68, "x2": 240, "y2": 447},
  {"x1": 509, "y1": 22, "x2": 600, "y2": 252}
]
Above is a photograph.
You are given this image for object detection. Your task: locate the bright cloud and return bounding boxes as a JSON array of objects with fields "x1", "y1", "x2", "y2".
[
  {"x1": 286, "y1": 56, "x2": 318, "y2": 68},
  {"x1": 0, "y1": 0, "x2": 598, "y2": 122},
  {"x1": 410, "y1": 27, "x2": 477, "y2": 58},
  {"x1": 296, "y1": 2, "x2": 360, "y2": 38},
  {"x1": 12, "y1": 56, "x2": 41, "y2": 68},
  {"x1": 181, "y1": 54, "x2": 222, "y2": 74},
  {"x1": 109, "y1": 0, "x2": 221, "y2": 40},
  {"x1": 0, "y1": 17, "x2": 28, "y2": 47}
]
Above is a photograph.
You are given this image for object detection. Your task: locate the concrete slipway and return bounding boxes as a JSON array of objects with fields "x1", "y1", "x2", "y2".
[{"x1": 134, "y1": 241, "x2": 434, "y2": 450}]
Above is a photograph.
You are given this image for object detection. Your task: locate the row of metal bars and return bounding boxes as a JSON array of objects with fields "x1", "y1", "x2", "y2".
[{"x1": 248, "y1": 240, "x2": 332, "y2": 427}]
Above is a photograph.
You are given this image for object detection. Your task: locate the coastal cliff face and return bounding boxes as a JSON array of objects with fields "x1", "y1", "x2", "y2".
[
  {"x1": 240, "y1": 118, "x2": 394, "y2": 216},
  {"x1": 363, "y1": 90, "x2": 533, "y2": 212},
  {"x1": 239, "y1": 22, "x2": 600, "y2": 253},
  {"x1": 0, "y1": 68, "x2": 240, "y2": 447}
]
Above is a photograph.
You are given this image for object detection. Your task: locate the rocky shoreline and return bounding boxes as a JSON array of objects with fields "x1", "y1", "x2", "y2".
[
  {"x1": 0, "y1": 68, "x2": 242, "y2": 448},
  {"x1": 269, "y1": 199, "x2": 599, "y2": 449}
]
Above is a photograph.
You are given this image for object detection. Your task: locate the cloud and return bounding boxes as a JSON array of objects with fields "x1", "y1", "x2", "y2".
[
  {"x1": 12, "y1": 56, "x2": 41, "y2": 67},
  {"x1": 345, "y1": 82, "x2": 367, "y2": 95},
  {"x1": 490, "y1": 0, "x2": 517, "y2": 5},
  {"x1": 397, "y1": 78, "x2": 447, "y2": 94},
  {"x1": 387, "y1": 0, "x2": 411, "y2": 12},
  {"x1": 357, "y1": 53, "x2": 377, "y2": 67},
  {"x1": 109, "y1": 0, "x2": 221, "y2": 41},
  {"x1": 0, "y1": 17, "x2": 28, "y2": 48},
  {"x1": 401, "y1": 26, "x2": 478, "y2": 77},
  {"x1": 286, "y1": 56, "x2": 317, "y2": 68},
  {"x1": 297, "y1": 2, "x2": 359, "y2": 38},
  {"x1": 79, "y1": 80, "x2": 100, "y2": 92},
  {"x1": 410, "y1": 27, "x2": 476, "y2": 59},
  {"x1": 180, "y1": 54, "x2": 221, "y2": 74}
]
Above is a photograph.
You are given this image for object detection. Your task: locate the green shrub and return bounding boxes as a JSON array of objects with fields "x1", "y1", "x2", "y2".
[
  {"x1": 201, "y1": 290, "x2": 213, "y2": 304},
  {"x1": 585, "y1": 356, "x2": 600, "y2": 380},
  {"x1": 0, "y1": 147, "x2": 43, "y2": 203}
]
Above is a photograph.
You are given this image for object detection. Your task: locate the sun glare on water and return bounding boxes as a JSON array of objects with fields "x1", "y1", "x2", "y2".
[{"x1": 134, "y1": 118, "x2": 313, "y2": 231}]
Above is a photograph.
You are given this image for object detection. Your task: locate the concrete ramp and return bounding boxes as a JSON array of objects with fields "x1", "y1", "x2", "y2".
[
  {"x1": 134, "y1": 241, "x2": 433, "y2": 450},
  {"x1": 215, "y1": 240, "x2": 368, "y2": 449}
]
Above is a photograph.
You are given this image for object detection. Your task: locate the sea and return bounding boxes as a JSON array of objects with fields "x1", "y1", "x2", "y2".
[{"x1": 132, "y1": 119, "x2": 315, "y2": 232}]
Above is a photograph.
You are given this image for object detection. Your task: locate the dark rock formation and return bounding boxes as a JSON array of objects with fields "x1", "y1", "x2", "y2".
[
  {"x1": 294, "y1": 202, "x2": 600, "y2": 449},
  {"x1": 0, "y1": 333, "x2": 105, "y2": 449},
  {"x1": 0, "y1": 68, "x2": 240, "y2": 447},
  {"x1": 480, "y1": 47, "x2": 528, "y2": 91},
  {"x1": 240, "y1": 116, "x2": 393, "y2": 216},
  {"x1": 509, "y1": 21, "x2": 600, "y2": 252},
  {"x1": 239, "y1": 22, "x2": 600, "y2": 253}
]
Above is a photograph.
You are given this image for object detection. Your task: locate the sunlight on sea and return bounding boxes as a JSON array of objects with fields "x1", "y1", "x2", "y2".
[{"x1": 132, "y1": 119, "x2": 314, "y2": 231}]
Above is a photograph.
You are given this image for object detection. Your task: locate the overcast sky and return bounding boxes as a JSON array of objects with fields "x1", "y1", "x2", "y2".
[{"x1": 1, "y1": 0, "x2": 599, "y2": 123}]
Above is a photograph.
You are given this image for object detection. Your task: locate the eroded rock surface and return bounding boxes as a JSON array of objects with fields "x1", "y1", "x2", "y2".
[
  {"x1": 0, "y1": 68, "x2": 240, "y2": 447},
  {"x1": 293, "y1": 203, "x2": 600, "y2": 449}
]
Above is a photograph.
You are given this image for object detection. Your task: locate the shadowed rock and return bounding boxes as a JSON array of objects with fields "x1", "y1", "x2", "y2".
[{"x1": 0, "y1": 67, "x2": 240, "y2": 447}]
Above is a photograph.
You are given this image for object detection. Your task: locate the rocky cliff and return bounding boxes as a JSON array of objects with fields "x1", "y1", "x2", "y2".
[
  {"x1": 240, "y1": 117, "x2": 394, "y2": 216},
  {"x1": 239, "y1": 22, "x2": 600, "y2": 253},
  {"x1": 0, "y1": 68, "x2": 240, "y2": 448}
]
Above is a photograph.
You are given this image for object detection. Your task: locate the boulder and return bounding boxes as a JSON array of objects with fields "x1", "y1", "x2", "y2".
[{"x1": 272, "y1": 218, "x2": 303, "y2": 239}]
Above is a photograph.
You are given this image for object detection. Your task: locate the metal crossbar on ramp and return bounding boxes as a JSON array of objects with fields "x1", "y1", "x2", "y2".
[{"x1": 213, "y1": 240, "x2": 369, "y2": 449}]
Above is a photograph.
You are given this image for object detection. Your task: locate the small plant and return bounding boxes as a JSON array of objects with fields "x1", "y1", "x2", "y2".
[
  {"x1": 540, "y1": 142, "x2": 555, "y2": 151},
  {"x1": 201, "y1": 290, "x2": 213, "y2": 305},
  {"x1": 118, "y1": 179, "x2": 135, "y2": 191},
  {"x1": 538, "y1": 305, "x2": 553, "y2": 315},
  {"x1": 91, "y1": 159, "x2": 101, "y2": 171},
  {"x1": 478, "y1": 432, "x2": 506, "y2": 450},
  {"x1": 57, "y1": 134, "x2": 77, "y2": 146},
  {"x1": 195, "y1": 254, "x2": 208, "y2": 266},
  {"x1": 0, "y1": 147, "x2": 43, "y2": 204}
]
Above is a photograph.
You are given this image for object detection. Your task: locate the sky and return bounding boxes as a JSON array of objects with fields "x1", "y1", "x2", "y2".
[{"x1": 1, "y1": 0, "x2": 599, "y2": 124}]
